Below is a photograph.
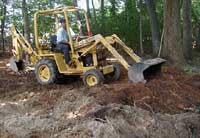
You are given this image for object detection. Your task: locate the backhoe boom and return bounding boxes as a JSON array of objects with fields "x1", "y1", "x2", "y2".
[{"x1": 10, "y1": 25, "x2": 40, "y2": 72}]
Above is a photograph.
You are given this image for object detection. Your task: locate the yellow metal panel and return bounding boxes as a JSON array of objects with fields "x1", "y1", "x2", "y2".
[
  {"x1": 105, "y1": 36, "x2": 115, "y2": 44},
  {"x1": 101, "y1": 65, "x2": 114, "y2": 75},
  {"x1": 53, "y1": 53, "x2": 68, "y2": 73},
  {"x1": 53, "y1": 53, "x2": 84, "y2": 75},
  {"x1": 92, "y1": 52, "x2": 98, "y2": 67}
]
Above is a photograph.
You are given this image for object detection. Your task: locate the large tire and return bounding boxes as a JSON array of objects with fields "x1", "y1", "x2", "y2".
[
  {"x1": 83, "y1": 69, "x2": 105, "y2": 87},
  {"x1": 35, "y1": 59, "x2": 58, "y2": 85},
  {"x1": 105, "y1": 63, "x2": 121, "y2": 81}
]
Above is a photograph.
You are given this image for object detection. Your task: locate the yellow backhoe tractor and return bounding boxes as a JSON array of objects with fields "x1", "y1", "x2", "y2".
[{"x1": 10, "y1": 6, "x2": 165, "y2": 87}]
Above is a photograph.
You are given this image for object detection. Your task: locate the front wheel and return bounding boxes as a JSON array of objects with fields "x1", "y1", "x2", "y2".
[
  {"x1": 83, "y1": 69, "x2": 105, "y2": 87},
  {"x1": 105, "y1": 63, "x2": 121, "y2": 81},
  {"x1": 35, "y1": 59, "x2": 58, "y2": 85}
]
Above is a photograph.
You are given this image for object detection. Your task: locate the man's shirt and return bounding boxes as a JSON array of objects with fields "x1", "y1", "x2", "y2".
[
  {"x1": 57, "y1": 27, "x2": 76, "y2": 44},
  {"x1": 57, "y1": 27, "x2": 68, "y2": 44}
]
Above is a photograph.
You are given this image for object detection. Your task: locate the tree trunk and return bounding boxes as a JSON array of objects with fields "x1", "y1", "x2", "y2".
[
  {"x1": 73, "y1": 0, "x2": 83, "y2": 35},
  {"x1": 86, "y1": 0, "x2": 93, "y2": 33},
  {"x1": 1, "y1": 0, "x2": 7, "y2": 53},
  {"x1": 22, "y1": 0, "x2": 30, "y2": 42},
  {"x1": 183, "y1": 0, "x2": 192, "y2": 59},
  {"x1": 92, "y1": 0, "x2": 97, "y2": 26},
  {"x1": 145, "y1": 0, "x2": 160, "y2": 55},
  {"x1": 73, "y1": 0, "x2": 80, "y2": 20},
  {"x1": 110, "y1": 0, "x2": 116, "y2": 16},
  {"x1": 86, "y1": 0, "x2": 91, "y2": 19},
  {"x1": 73, "y1": 0, "x2": 78, "y2": 7},
  {"x1": 139, "y1": 0, "x2": 144, "y2": 55},
  {"x1": 101, "y1": 0, "x2": 105, "y2": 34},
  {"x1": 163, "y1": 0, "x2": 184, "y2": 66},
  {"x1": 49, "y1": 0, "x2": 55, "y2": 8}
]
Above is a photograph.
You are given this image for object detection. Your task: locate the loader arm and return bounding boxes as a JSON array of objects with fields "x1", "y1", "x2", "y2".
[
  {"x1": 93, "y1": 34, "x2": 165, "y2": 83},
  {"x1": 94, "y1": 34, "x2": 131, "y2": 70},
  {"x1": 109, "y1": 34, "x2": 142, "y2": 63}
]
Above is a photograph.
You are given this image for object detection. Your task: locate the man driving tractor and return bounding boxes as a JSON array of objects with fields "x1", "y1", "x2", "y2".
[
  {"x1": 9, "y1": 6, "x2": 165, "y2": 86},
  {"x1": 57, "y1": 18, "x2": 75, "y2": 66}
]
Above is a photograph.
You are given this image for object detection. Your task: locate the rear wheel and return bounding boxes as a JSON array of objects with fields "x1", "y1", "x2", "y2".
[
  {"x1": 35, "y1": 59, "x2": 58, "y2": 85},
  {"x1": 83, "y1": 69, "x2": 104, "y2": 87}
]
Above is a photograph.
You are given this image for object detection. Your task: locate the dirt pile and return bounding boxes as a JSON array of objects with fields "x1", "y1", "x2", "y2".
[
  {"x1": 1, "y1": 102, "x2": 200, "y2": 138},
  {"x1": 94, "y1": 67, "x2": 200, "y2": 113},
  {"x1": 1, "y1": 54, "x2": 200, "y2": 114},
  {"x1": 75, "y1": 104, "x2": 200, "y2": 138},
  {"x1": 0, "y1": 55, "x2": 200, "y2": 138}
]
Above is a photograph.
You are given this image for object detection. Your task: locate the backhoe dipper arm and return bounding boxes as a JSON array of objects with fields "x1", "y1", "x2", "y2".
[{"x1": 11, "y1": 25, "x2": 40, "y2": 65}]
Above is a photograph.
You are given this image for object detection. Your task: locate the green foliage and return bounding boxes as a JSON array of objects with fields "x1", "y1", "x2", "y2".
[
  {"x1": 192, "y1": 0, "x2": 200, "y2": 40},
  {"x1": 0, "y1": 0, "x2": 199, "y2": 54}
]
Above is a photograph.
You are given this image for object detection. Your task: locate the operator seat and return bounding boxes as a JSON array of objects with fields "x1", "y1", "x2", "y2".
[{"x1": 49, "y1": 35, "x2": 61, "y2": 52}]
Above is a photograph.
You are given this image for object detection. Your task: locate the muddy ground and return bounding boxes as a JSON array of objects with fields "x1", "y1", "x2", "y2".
[{"x1": 0, "y1": 54, "x2": 200, "y2": 138}]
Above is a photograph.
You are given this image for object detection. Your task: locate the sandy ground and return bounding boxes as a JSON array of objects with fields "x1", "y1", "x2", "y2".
[{"x1": 0, "y1": 54, "x2": 200, "y2": 138}]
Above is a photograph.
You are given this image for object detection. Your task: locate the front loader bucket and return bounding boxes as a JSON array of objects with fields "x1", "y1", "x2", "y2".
[
  {"x1": 9, "y1": 57, "x2": 25, "y2": 72},
  {"x1": 128, "y1": 58, "x2": 165, "y2": 83}
]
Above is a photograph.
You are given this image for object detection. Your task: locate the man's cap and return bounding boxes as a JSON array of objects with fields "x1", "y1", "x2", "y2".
[{"x1": 59, "y1": 18, "x2": 66, "y2": 23}]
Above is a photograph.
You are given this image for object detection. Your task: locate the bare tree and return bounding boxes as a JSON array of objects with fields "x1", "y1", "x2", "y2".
[
  {"x1": 139, "y1": 0, "x2": 144, "y2": 55},
  {"x1": 22, "y1": 0, "x2": 30, "y2": 42},
  {"x1": 73, "y1": 0, "x2": 78, "y2": 7},
  {"x1": 163, "y1": 0, "x2": 184, "y2": 66},
  {"x1": 145, "y1": 0, "x2": 160, "y2": 55},
  {"x1": 183, "y1": 0, "x2": 192, "y2": 59},
  {"x1": 73, "y1": 0, "x2": 80, "y2": 19},
  {"x1": 86, "y1": 0, "x2": 91, "y2": 19},
  {"x1": 101, "y1": 0, "x2": 105, "y2": 34},
  {"x1": 1, "y1": 0, "x2": 7, "y2": 53},
  {"x1": 92, "y1": 0, "x2": 97, "y2": 26}
]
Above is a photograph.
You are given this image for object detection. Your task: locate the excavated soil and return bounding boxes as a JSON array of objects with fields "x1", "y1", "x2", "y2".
[
  {"x1": 0, "y1": 54, "x2": 200, "y2": 138},
  {"x1": 0, "y1": 54, "x2": 200, "y2": 113},
  {"x1": 94, "y1": 67, "x2": 200, "y2": 113}
]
